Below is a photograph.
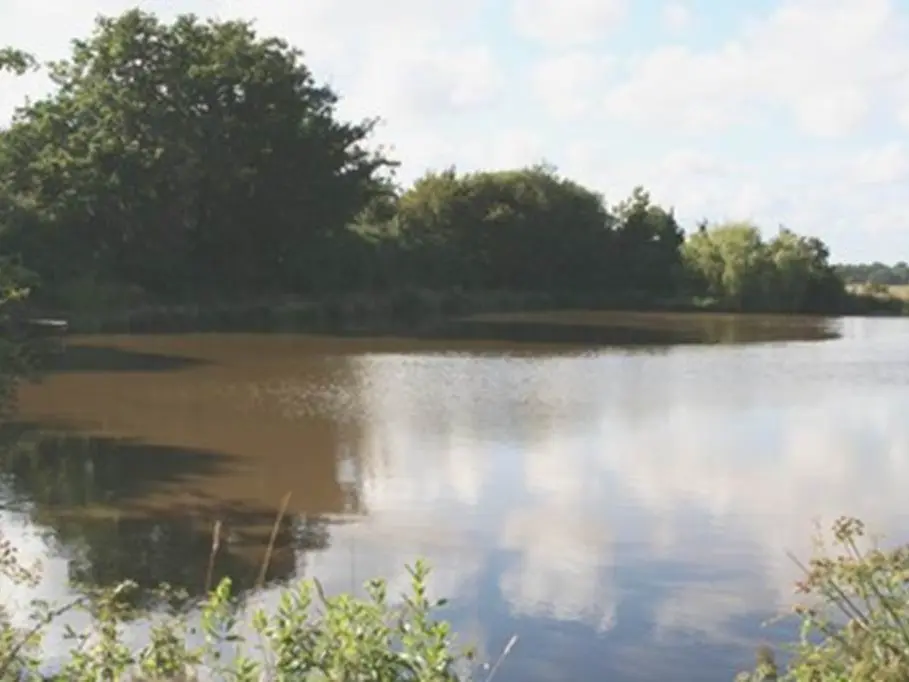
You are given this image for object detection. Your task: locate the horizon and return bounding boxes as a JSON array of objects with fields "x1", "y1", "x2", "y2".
[{"x1": 1, "y1": 0, "x2": 907, "y2": 263}]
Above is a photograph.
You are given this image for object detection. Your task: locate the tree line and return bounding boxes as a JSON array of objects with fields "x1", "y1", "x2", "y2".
[
  {"x1": 835, "y1": 262, "x2": 909, "y2": 287},
  {"x1": 0, "y1": 9, "x2": 893, "y2": 320}
]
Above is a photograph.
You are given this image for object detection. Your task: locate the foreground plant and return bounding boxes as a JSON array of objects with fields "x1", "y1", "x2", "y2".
[
  {"x1": 739, "y1": 516, "x2": 909, "y2": 682},
  {"x1": 0, "y1": 546, "x2": 480, "y2": 681}
]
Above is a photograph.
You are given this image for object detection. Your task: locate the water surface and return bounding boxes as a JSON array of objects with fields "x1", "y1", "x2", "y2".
[{"x1": 3, "y1": 312, "x2": 909, "y2": 681}]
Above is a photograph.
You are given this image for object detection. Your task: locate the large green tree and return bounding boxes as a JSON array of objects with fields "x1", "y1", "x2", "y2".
[
  {"x1": 0, "y1": 45, "x2": 36, "y2": 299},
  {"x1": 682, "y1": 222, "x2": 844, "y2": 312},
  {"x1": 392, "y1": 165, "x2": 616, "y2": 291},
  {"x1": 0, "y1": 10, "x2": 395, "y2": 304},
  {"x1": 387, "y1": 167, "x2": 686, "y2": 295},
  {"x1": 683, "y1": 222, "x2": 770, "y2": 309},
  {"x1": 609, "y1": 186, "x2": 684, "y2": 295},
  {"x1": 1, "y1": 47, "x2": 38, "y2": 410}
]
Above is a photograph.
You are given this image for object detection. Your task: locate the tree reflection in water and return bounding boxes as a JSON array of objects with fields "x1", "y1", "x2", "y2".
[{"x1": 0, "y1": 423, "x2": 340, "y2": 609}]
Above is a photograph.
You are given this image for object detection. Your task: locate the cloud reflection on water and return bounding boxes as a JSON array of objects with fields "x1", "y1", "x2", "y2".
[{"x1": 2, "y1": 320, "x2": 909, "y2": 681}]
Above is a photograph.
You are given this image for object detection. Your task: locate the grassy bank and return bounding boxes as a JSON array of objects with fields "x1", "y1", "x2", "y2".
[
  {"x1": 30, "y1": 288, "x2": 722, "y2": 335},
  {"x1": 0, "y1": 516, "x2": 907, "y2": 680},
  {"x1": 45, "y1": 289, "x2": 553, "y2": 335},
  {"x1": 31, "y1": 287, "x2": 908, "y2": 337}
]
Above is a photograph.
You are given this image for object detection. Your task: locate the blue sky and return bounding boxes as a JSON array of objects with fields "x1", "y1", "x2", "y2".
[{"x1": 2, "y1": 0, "x2": 908, "y2": 262}]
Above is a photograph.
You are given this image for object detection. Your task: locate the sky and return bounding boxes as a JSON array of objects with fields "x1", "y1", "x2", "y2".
[{"x1": 1, "y1": 0, "x2": 908, "y2": 262}]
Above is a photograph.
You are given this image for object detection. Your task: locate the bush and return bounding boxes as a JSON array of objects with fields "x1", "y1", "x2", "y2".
[
  {"x1": 0, "y1": 487, "x2": 487, "y2": 681},
  {"x1": 738, "y1": 517, "x2": 909, "y2": 682},
  {"x1": 0, "y1": 548, "x2": 481, "y2": 681}
]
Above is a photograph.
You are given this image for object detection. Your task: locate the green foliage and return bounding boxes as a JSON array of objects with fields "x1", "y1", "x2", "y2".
[
  {"x1": 682, "y1": 223, "x2": 845, "y2": 313},
  {"x1": 0, "y1": 554, "x2": 480, "y2": 682},
  {"x1": 0, "y1": 258, "x2": 38, "y2": 413},
  {"x1": 0, "y1": 259, "x2": 31, "y2": 310},
  {"x1": 0, "y1": 13, "x2": 871, "y2": 318},
  {"x1": 388, "y1": 168, "x2": 683, "y2": 296},
  {"x1": 739, "y1": 517, "x2": 909, "y2": 682},
  {"x1": 0, "y1": 11, "x2": 395, "y2": 303},
  {"x1": 0, "y1": 48, "x2": 36, "y2": 75},
  {"x1": 247, "y1": 563, "x2": 470, "y2": 682},
  {"x1": 609, "y1": 186, "x2": 685, "y2": 295},
  {"x1": 1, "y1": 44, "x2": 38, "y2": 341},
  {"x1": 836, "y1": 262, "x2": 909, "y2": 287},
  {"x1": 0, "y1": 528, "x2": 43, "y2": 682}
]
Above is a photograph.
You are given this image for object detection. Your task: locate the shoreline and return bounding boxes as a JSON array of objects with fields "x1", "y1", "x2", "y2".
[{"x1": 29, "y1": 288, "x2": 908, "y2": 336}]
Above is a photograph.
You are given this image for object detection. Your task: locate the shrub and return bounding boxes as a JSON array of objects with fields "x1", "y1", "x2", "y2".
[
  {"x1": 0, "y1": 549, "x2": 481, "y2": 682},
  {"x1": 0, "y1": 489, "x2": 486, "y2": 681},
  {"x1": 738, "y1": 517, "x2": 909, "y2": 682}
]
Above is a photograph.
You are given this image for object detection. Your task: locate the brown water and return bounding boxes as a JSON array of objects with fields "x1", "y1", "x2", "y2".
[{"x1": 3, "y1": 312, "x2": 909, "y2": 680}]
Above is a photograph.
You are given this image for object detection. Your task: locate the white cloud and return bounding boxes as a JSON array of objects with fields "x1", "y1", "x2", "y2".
[
  {"x1": 217, "y1": 0, "x2": 484, "y2": 67},
  {"x1": 344, "y1": 43, "x2": 503, "y2": 123},
  {"x1": 476, "y1": 128, "x2": 546, "y2": 170},
  {"x1": 499, "y1": 503, "x2": 617, "y2": 629},
  {"x1": 603, "y1": 45, "x2": 753, "y2": 131},
  {"x1": 0, "y1": 0, "x2": 495, "y2": 141},
  {"x1": 510, "y1": 0, "x2": 628, "y2": 48},
  {"x1": 900, "y1": 98, "x2": 909, "y2": 129},
  {"x1": 562, "y1": 144, "x2": 783, "y2": 227},
  {"x1": 852, "y1": 141, "x2": 909, "y2": 185},
  {"x1": 603, "y1": 0, "x2": 909, "y2": 137},
  {"x1": 791, "y1": 87, "x2": 868, "y2": 139},
  {"x1": 531, "y1": 52, "x2": 612, "y2": 119},
  {"x1": 657, "y1": 149, "x2": 737, "y2": 179},
  {"x1": 652, "y1": 580, "x2": 766, "y2": 645},
  {"x1": 849, "y1": 200, "x2": 909, "y2": 235},
  {"x1": 661, "y1": 2, "x2": 691, "y2": 33}
]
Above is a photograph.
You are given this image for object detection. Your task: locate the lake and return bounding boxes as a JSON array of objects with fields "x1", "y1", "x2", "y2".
[{"x1": 3, "y1": 311, "x2": 909, "y2": 681}]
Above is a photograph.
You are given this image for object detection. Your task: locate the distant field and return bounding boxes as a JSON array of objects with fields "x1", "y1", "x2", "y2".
[
  {"x1": 890, "y1": 284, "x2": 909, "y2": 300},
  {"x1": 847, "y1": 283, "x2": 909, "y2": 300}
]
